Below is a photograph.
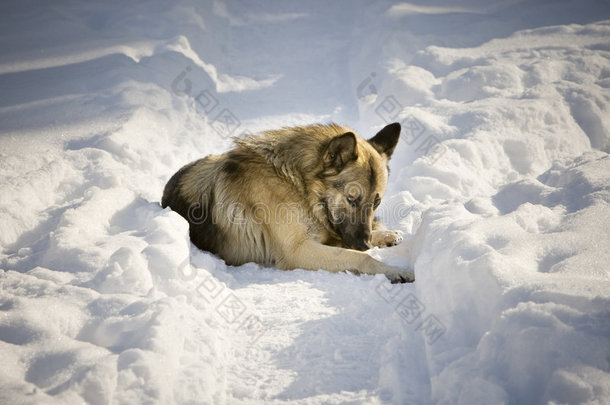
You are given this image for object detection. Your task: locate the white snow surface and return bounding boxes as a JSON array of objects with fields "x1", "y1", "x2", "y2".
[{"x1": 1, "y1": 1, "x2": 610, "y2": 404}]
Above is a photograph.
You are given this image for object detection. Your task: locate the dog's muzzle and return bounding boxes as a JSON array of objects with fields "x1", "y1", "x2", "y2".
[
  {"x1": 344, "y1": 229, "x2": 372, "y2": 251},
  {"x1": 351, "y1": 239, "x2": 372, "y2": 251}
]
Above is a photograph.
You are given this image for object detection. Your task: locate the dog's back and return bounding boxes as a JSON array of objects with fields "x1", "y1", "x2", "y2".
[{"x1": 161, "y1": 126, "x2": 327, "y2": 266}]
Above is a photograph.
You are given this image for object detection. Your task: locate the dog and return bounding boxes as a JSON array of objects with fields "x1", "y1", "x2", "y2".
[{"x1": 162, "y1": 122, "x2": 414, "y2": 283}]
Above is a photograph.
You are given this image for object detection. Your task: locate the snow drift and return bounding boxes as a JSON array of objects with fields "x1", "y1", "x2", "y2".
[{"x1": 1, "y1": 1, "x2": 610, "y2": 404}]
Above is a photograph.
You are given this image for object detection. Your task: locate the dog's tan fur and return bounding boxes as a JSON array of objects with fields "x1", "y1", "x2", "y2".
[{"x1": 162, "y1": 122, "x2": 414, "y2": 283}]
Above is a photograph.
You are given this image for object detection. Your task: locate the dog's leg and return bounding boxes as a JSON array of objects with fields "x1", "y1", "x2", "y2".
[
  {"x1": 278, "y1": 239, "x2": 414, "y2": 283},
  {"x1": 371, "y1": 219, "x2": 403, "y2": 248}
]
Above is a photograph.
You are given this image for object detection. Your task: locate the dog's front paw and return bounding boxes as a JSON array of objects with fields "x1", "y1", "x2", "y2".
[
  {"x1": 371, "y1": 230, "x2": 403, "y2": 248},
  {"x1": 386, "y1": 269, "x2": 415, "y2": 284},
  {"x1": 362, "y1": 258, "x2": 414, "y2": 283}
]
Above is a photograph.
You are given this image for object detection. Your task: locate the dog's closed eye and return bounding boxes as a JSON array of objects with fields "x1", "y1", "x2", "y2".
[{"x1": 346, "y1": 195, "x2": 359, "y2": 208}]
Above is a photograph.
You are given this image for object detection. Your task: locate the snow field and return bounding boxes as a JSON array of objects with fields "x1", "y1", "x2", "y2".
[{"x1": 1, "y1": 1, "x2": 610, "y2": 404}]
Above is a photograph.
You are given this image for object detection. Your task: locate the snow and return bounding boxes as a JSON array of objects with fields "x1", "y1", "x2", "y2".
[{"x1": 1, "y1": 0, "x2": 610, "y2": 404}]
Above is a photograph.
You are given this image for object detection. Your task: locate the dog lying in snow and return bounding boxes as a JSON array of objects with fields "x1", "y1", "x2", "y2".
[{"x1": 162, "y1": 122, "x2": 413, "y2": 283}]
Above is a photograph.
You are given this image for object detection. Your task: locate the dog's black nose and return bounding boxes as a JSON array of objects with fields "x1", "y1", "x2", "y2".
[{"x1": 353, "y1": 239, "x2": 372, "y2": 251}]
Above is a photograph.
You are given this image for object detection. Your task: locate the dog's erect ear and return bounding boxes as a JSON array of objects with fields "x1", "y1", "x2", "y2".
[
  {"x1": 369, "y1": 122, "x2": 401, "y2": 158},
  {"x1": 326, "y1": 132, "x2": 357, "y2": 171}
]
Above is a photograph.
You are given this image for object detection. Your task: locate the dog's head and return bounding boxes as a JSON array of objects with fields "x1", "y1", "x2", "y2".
[{"x1": 319, "y1": 122, "x2": 401, "y2": 251}]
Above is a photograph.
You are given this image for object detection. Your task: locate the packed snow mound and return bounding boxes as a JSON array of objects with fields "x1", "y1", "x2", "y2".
[{"x1": 1, "y1": 0, "x2": 610, "y2": 404}]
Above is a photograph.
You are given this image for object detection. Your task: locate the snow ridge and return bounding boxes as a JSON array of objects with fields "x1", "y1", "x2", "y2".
[{"x1": 1, "y1": 1, "x2": 610, "y2": 404}]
